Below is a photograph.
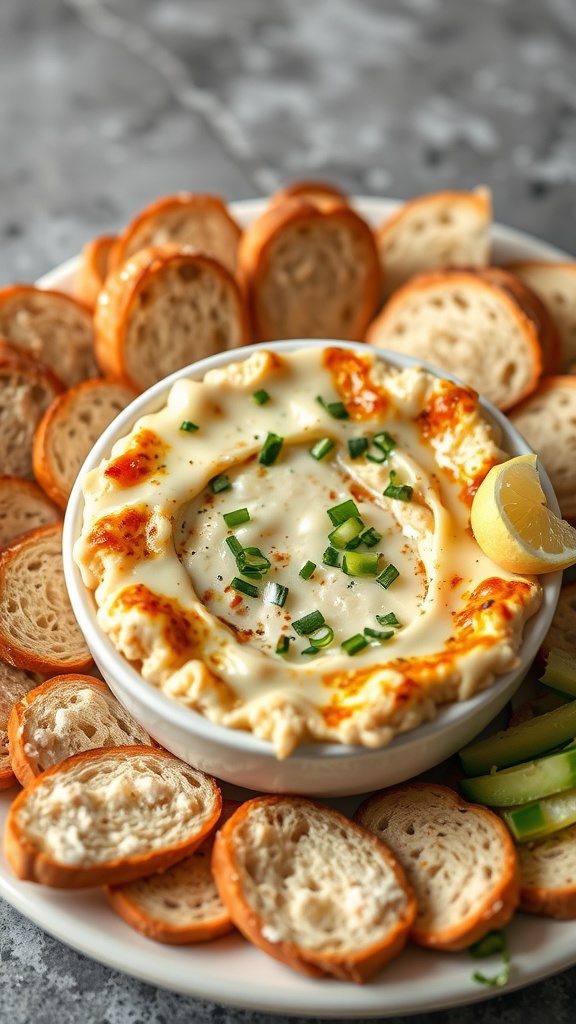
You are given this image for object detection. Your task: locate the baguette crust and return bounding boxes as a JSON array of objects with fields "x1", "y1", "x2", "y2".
[
  {"x1": 237, "y1": 199, "x2": 380, "y2": 343},
  {"x1": 0, "y1": 522, "x2": 92, "y2": 673},
  {"x1": 0, "y1": 660, "x2": 41, "y2": 790},
  {"x1": 517, "y1": 823, "x2": 576, "y2": 919},
  {"x1": 109, "y1": 193, "x2": 242, "y2": 275},
  {"x1": 94, "y1": 245, "x2": 249, "y2": 392},
  {"x1": 0, "y1": 285, "x2": 98, "y2": 386},
  {"x1": 211, "y1": 795, "x2": 416, "y2": 983},
  {"x1": 4, "y1": 745, "x2": 222, "y2": 888},
  {"x1": 266, "y1": 180, "x2": 350, "y2": 212},
  {"x1": 475, "y1": 266, "x2": 561, "y2": 376},
  {"x1": 506, "y1": 261, "x2": 576, "y2": 371},
  {"x1": 33, "y1": 377, "x2": 137, "y2": 508},
  {"x1": 76, "y1": 234, "x2": 116, "y2": 309},
  {"x1": 0, "y1": 476, "x2": 60, "y2": 547},
  {"x1": 7, "y1": 674, "x2": 151, "y2": 787},
  {"x1": 355, "y1": 782, "x2": 520, "y2": 951},
  {"x1": 0, "y1": 340, "x2": 65, "y2": 480}
]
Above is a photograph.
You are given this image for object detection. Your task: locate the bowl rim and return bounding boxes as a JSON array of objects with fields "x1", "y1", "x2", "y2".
[{"x1": 63, "y1": 339, "x2": 562, "y2": 763}]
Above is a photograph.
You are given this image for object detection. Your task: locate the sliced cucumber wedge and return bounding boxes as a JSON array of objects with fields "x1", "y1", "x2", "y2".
[
  {"x1": 459, "y1": 698, "x2": 576, "y2": 775},
  {"x1": 458, "y1": 744, "x2": 576, "y2": 807},
  {"x1": 500, "y1": 786, "x2": 576, "y2": 842},
  {"x1": 539, "y1": 647, "x2": 576, "y2": 699}
]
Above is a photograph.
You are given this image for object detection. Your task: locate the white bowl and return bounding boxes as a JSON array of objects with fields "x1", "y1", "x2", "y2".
[{"x1": 63, "y1": 340, "x2": 561, "y2": 797}]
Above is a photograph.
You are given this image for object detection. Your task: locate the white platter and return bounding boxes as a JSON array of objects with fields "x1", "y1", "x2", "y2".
[{"x1": 1, "y1": 196, "x2": 575, "y2": 1017}]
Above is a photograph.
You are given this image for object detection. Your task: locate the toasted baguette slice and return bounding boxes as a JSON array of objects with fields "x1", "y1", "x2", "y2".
[
  {"x1": 375, "y1": 187, "x2": 492, "y2": 300},
  {"x1": 506, "y1": 262, "x2": 576, "y2": 371},
  {"x1": 539, "y1": 581, "x2": 576, "y2": 664},
  {"x1": 365, "y1": 268, "x2": 543, "y2": 411},
  {"x1": 76, "y1": 234, "x2": 117, "y2": 309},
  {"x1": 355, "y1": 782, "x2": 520, "y2": 952},
  {"x1": 517, "y1": 824, "x2": 576, "y2": 919},
  {"x1": 237, "y1": 199, "x2": 380, "y2": 343},
  {"x1": 475, "y1": 266, "x2": 561, "y2": 376},
  {"x1": 0, "y1": 522, "x2": 92, "y2": 673},
  {"x1": 0, "y1": 285, "x2": 98, "y2": 386},
  {"x1": 211, "y1": 795, "x2": 416, "y2": 983},
  {"x1": 106, "y1": 799, "x2": 239, "y2": 944},
  {"x1": 509, "y1": 376, "x2": 576, "y2": 523},
  {"x1": 110, "y1": 193, "x2": 242, "y2": 275},
  {"x1": 0, "y1": 476, "x2": 60, "y2": 547},
  {"x1": 7, "y1": 674, "x2": 151, "y2": 787},
  {"x1": 94, "y1": 245, "x2": 249, "y2": 392},
  {"x1": 5, "y1": 745, "x2": 222, "y2": 888},
  {"x1": 33, "y1": 378, "x2": 137, "y2": 508},
  {"x1": 0, "y1": 341, "x2": 65, "y2": 480},
  {"x1": 0, "y1": 660, "x2": 42, "y2": 790},
  {"x1": 266, "y1": 180, "x2": 350, "y2": 212}
]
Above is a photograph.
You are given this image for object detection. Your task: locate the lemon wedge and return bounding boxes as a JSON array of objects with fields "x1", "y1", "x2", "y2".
[{"x1": 470, "y1": 454, "x2": 576, "y2": 574}]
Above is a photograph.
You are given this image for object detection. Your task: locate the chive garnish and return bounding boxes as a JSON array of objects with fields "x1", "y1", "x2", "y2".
[
  {"x1": 348, "y1": 437, "x2": 369, "y2": 459},
  {"x1": 322, "y1": 546, "x2": 340, "y2": 567},
  {"x1": 230, "y1": 577, "x2": 259, "y2": 599},
  {"x1": 310, "y1": 437, "x2": 335, "y2": 461},
  {"x1": 225, "y1": 535, "x2": 243, "y2": 557},
  {"x1": 276, "y1": 635, "x2": 292, "y2": 656},
  {"x1": 316, "y1": 396, "x2": 349, "y2": 420},
  {"x1": 373, "y1": 431, "x2": 396, "y2": 455},
  {"x1": 342, "y1": 551, "x2": 380, "y2": 577},
  {"x1": 365, "y1": 451, "x2": 387, "y2": 464},
  {"x1": 470, "y1": 931, "x2": 510, "y2": 988},
  {"x1": 327, "y1": 499, "x2": 359, "y2": 526},
  {"x1": 292, "y1": 610, "x2": 325, "y2": 636},
  {"x1": 259, "y1": 432, "x2": 283, "y2": 466},
  {"x1": 223, "y1": 507, "x2": 250, "y2": 528},
  {"x1": 301, "y1": 646, "x2": 321, "y2": 656},
  {"x1": 360, "y1": 527, "x2": 381, "y2": 548},
  {"x1": 342, "y1": 633, "x2": 369, "y2": 656},
  {"x1": 299, "y1": 560, "x2": 316, "y2": 580},
  {"x1": 252, "y1": 389, "x2": 270, "y2": 405},
  {"x1": 264, "y1": 582, "x2": 289, "y2": 607},
  {"x1": 376, "y1": 564, "x2": 400, "y2": 589},
  {"x1": 376, "y1": 612, "x2": 401, "y2": 627},
  {"x1": 364, "y1": 627, "x2": 394, "y2": 641},
  {"x1": 180, "y1": 420, "x2": 199, "y2": 432},
  {"x1": 345, "y1": 534, "x2": 362, "y2": 550},
  {"x1": 210, "y1": 473, "x2": 231, "y2": 493},
  {"x1": 308, "y1": 625, "x2": 335, "y2": 649},
  {"x1": 237, "y1": 546, "x2": 272, "y2": 577},
  {"x1": 328, "y1": 516, "x2": 364, "y2": 550},
  {"x1": 383, "y1": 470, "x2": 413, "y2": 502}
]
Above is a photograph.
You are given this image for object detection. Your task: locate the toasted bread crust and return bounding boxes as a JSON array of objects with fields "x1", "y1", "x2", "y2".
[
  {"x1": 505, "y1": 261, "x2": 576, "y2": 371},
  {"x1": 266, "y1": 180, "x2": 350, "y2": 212},
  {"x1": 517, "y1": 823, "x2": 576, "y2": 919},
  {"x1": 76, "y1": 234, "x2": 116, "y2": 308},
  {"x1": 475, "y1": 266, "x2": 561, "y2": 377}
]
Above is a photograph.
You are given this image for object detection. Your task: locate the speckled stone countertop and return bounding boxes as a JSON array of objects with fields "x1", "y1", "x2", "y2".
[{"x1": 1, "y1": 1, "x2": 576, "y2": 1022}]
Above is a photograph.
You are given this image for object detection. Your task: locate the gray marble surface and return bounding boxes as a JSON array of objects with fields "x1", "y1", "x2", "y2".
[{"x1": 1, "y1": 1, "x2": 576, "y2": 1021}]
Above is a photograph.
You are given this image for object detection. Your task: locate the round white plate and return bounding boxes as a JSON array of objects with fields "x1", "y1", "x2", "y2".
[{"x1": 2, "y1": 196, "x2": 575, "y2": 1017}]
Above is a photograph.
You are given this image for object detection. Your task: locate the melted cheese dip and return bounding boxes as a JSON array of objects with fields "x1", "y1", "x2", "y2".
[{"x1": 75, "y1": 347, "x2": 542, "y2": 758}]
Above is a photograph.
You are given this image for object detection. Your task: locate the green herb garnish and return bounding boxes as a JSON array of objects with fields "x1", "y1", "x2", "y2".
[
  {"x1": 376, "y1": 564, "x2": 400, "y2": 589},
  {"x1": 210, "y1": 473, "x2": 231, "y2": 493},
  {"x1": 180, "y1": 420, "x2": 199, "y2": 433},
  {"x1": 259, "y1": 432, "x2": 284, "y2": 466},
  {"x1": 383, "y1": 470, "x2": 413, "y2": 502},
  {"x1": 252, "y1": 389, "x2": 270, "y2": 405},
  {"x1": 223, "y1": 507, "x2": 250, "y2": 528},
  {"x1": 310, "y1": 437, "x2": 335, "y2": 461}
]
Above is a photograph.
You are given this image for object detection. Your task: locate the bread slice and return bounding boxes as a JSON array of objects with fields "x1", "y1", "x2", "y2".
[
  {"x1": 509, "y1": 376, "x2": 576, "y2": 523},
  {"x1": 365, "y1": 268, "x2": 543, "y2": 411},
  {"x1": 0, "y1": 522, "x2": 92, "y2": 674},
  {"x1": 355, "y1": 782, "x2": 520, "y2": 951},
  {"x1": 94, "y1": 244, "x2": 249, "y2": 392},
  {"x1": 0, "y1": 476, "x2": 60, "y2": 547},
  {"x1": 7, "y1": 674, "x2": 151, "y2": 787},
  {"x1": 0, "y1": 660, "x2": 41, "y2": 790},
  {"x1": 0, "y1": 340, "x2": 65, "y2": 480},
  {"x1": 539, "y1": 581, "x2": 576, "y2": 663},
  {"x1": 211, "y1": 795, "x2": 416, "y2": 983},
  {"x1": 4, "y1": 745, "x2": 222, "y2": 888},
  {"x1": 33, "y1": 378, "x2": 137, "y2": 508},
  {"x1": 375, "y1": 187, "x2": 492, "y2": 300},
  {"x1": 0, "y1": 285, "x2": 98, "y2": 386},
  {"x1": 109, "y1": 193, "x2": 242, "y2": 275},
  {"x1": 237, "y1": 198, "x2": 380, "y2": 343},
  {"x1": 506, "y1": 262, "x2": 576, "y2": 371},
  {"x1": 76, "y1": 234, "x2": 116, "y2": 309},
  {"x1": 517, "y1": 824, "x2": 576, "y2": 919},
  {"x1": 266, "y1": 179, "x2": 350, "y2": 212},
  {"x1": 106, "y1": 799, "x2": 239, "y2": 944},
  {"x1": 475, "y1": 266, "x2": 561, "y2": 376}
]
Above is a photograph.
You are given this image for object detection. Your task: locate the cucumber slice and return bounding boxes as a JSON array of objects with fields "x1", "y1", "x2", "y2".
[
  {"x1": 458, "y1": 744, "x2": 576, "y2": 806},
  {"x1": 459, "y1": 698, "x2": 576, "y2": 775},
  {"x1": 539, "y1": 647, "x2": 576, "y2": 699},
  {"x1": 500, "y1": 786, "x2": 576, "y2": 842}
]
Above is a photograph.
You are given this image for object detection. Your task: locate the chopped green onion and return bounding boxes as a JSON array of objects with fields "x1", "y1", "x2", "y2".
[
  {"x1": 259, "y1": 432, "x2": 284, "y2": 466},
  {"x1": 364, "y1": 627, "x2": 394, "y2": 641},
  {"x1": 342, "y1": 633, "x2": 369, "y2": 656},
  {"x1": 230, "y1": 577, "x2": 259, "y2": 599},
  {"x1": 316, "y1": 395, "x2": 349, "y2": 420},
  {"x1": 310, "y1": 437, "x2": 335, "y2": 461},
  {"x1": 322, "y1": 546, "x2": 340, "y2": 567},
  {"x1": 345, "y1": 534, "x2": 363, "y2": 550},
  {"x1": 252, "y1": 389, "x2": 270, "y2": 405},
  {"x1": 275, "y1": 636, "x2": 292, "y2": 656},
  {"x1": 360, "y1": 527, "x2": 382, "y2": 548},
  {"x1": 308, "y1": 625, "x2": 335, "y2": 649},
  {"x1": 328, "y1": 516, "x2": 364, "y2": 550},
  {"x1": 365, "y1": 451, "x2": 387, "y2": 464},
  {"x1": 376, "y1": 564, "x2": 400, "y2": 589},
  {"x1": 292, "y1": 610, "x2": 325, "y2": 636},
  {"x1": 342, "y1": 551, "x2": 380, "y2": 577},
  {"x1": 264, "y1": 582, "x2": 289, "y2": 607},
  {"x1": 225, "y1": 535, "x2": 243, "y2": 557},
  {"x1": 348, "y1": 436, "x2": 369, "y2": 459},
  {"x1": 301, "y1": 646, "x2": 321, "y2": 656},
  {"x1": 223, "y1": 507, "x2": 250, "y2": 528},
  {"x1": 299, "y1": 560, "x2": 317, "y2": 580},
  {"x1": 376, "y1": 612, "x2": 401, "y2": 628},
  {"x1": 327, "y1": 499, "x2": 359, "y2": 526},
  {"x1": 470, "y1": 931, "x2": 510, "y2": 988},
  {"x1": 180, "y1": 420, "x2": 199, "y2": 433},
  {"x1": 373, "y1": 431, "x2": 396, "y2": 456},
  {"x1": 210, "y1": 473, "x2": 231, "y2": 493},
  {"x1": 237, "y1": 546, "x2": 272, "y2": 578},
  {"x1": 383, "y1": 470, "x2": 413, "y2": 502}
]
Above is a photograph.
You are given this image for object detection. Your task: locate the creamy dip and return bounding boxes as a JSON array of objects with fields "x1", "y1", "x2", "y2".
[{"x1": 75, "y1": 346, "x2": 542, "y2": 758}]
